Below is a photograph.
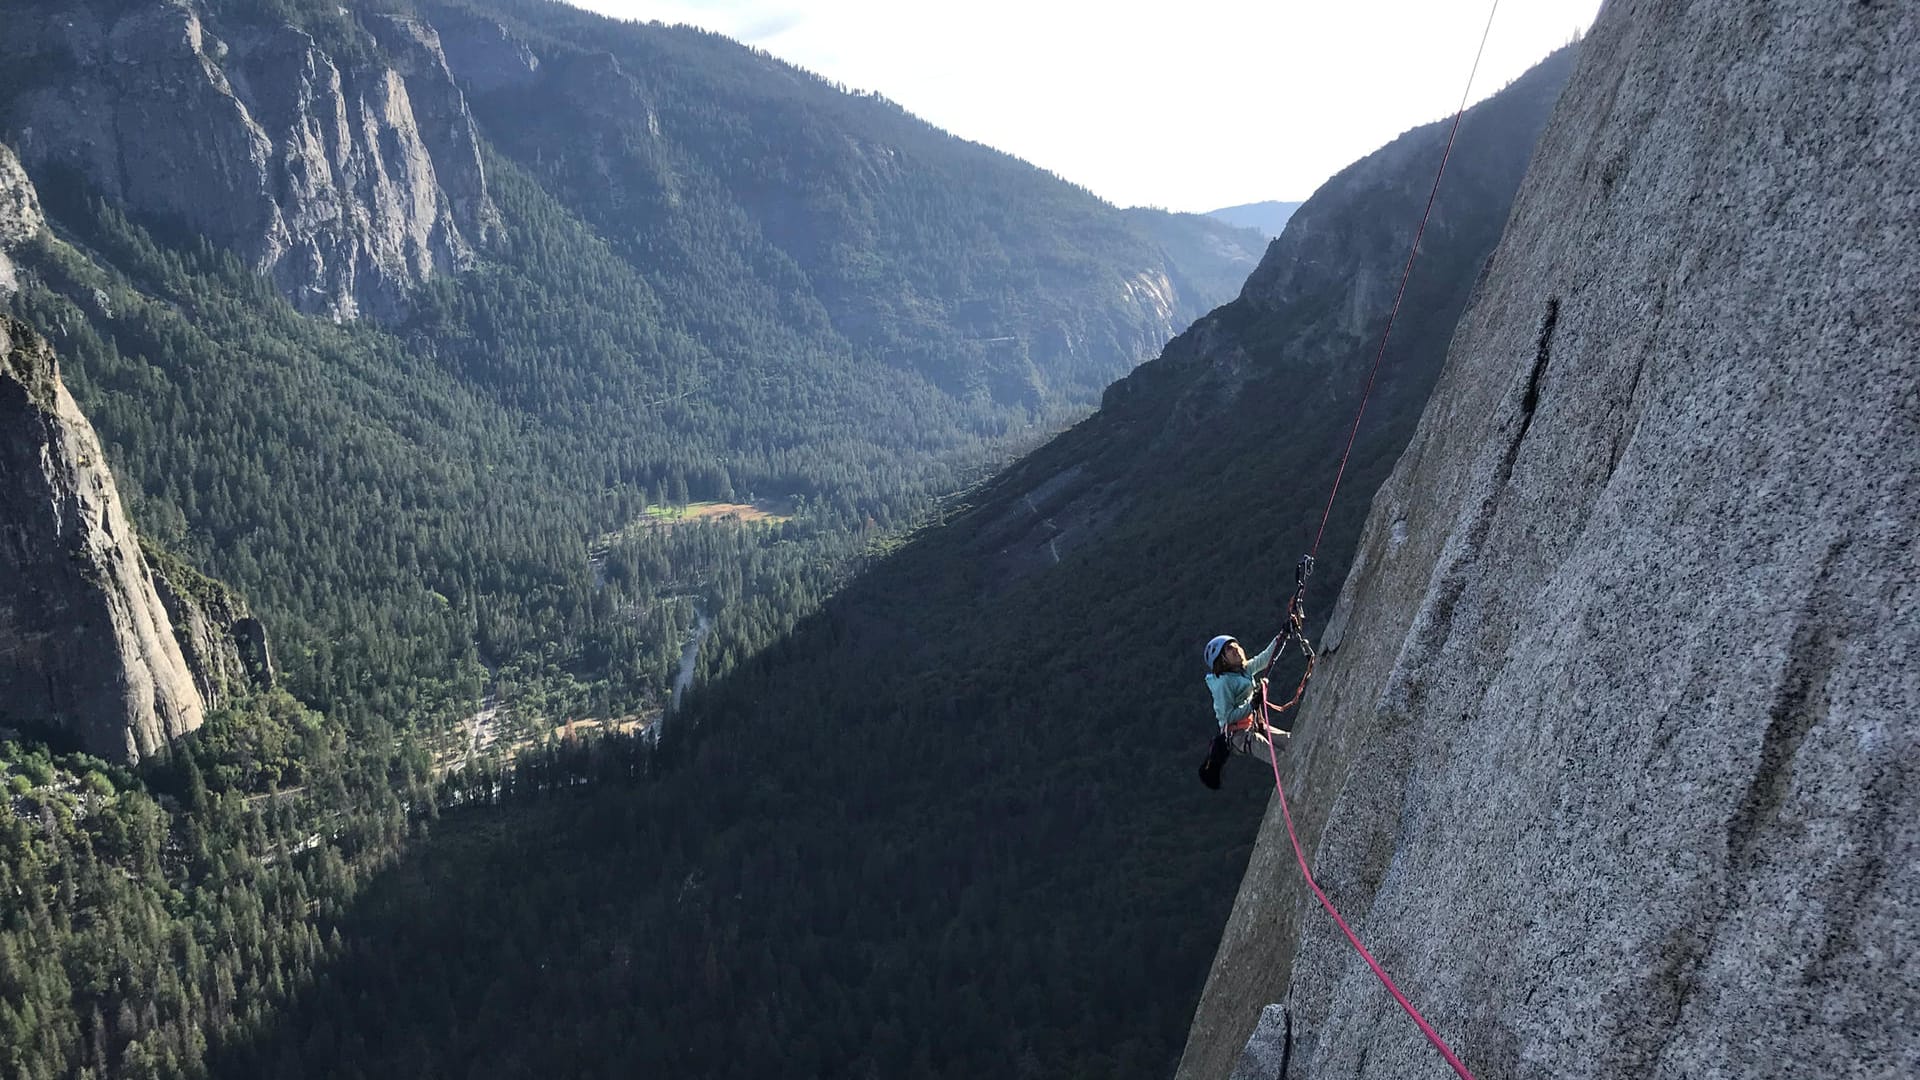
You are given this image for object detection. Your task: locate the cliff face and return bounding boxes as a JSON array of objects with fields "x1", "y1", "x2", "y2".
[
  {"x1": 423, "y1": 0, "x2": 1238, "y2": 408},
  {"x1": 0, "y1": 315, "x2": 207, "y2": 761},
  {"x1": 972, "y1": 46, "x2": 1574, "y2": 593},
  {"x1": 0, "y1": 0, "x2": 493, "y2": 320},
  {"x1": 0, "y1": 142, "x2": 42, "y2": 296},
  {"x1": 145, "y1": 542, "x2": 275, "y2": 712},
  {"x1": 1184, "y1": 3, "x2": 1918, "y2": 1078}
]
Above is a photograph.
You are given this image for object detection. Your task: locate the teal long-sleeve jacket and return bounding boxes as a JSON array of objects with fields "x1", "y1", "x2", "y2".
[{"x1": 1205, "y1": 636, "x2": 1280, "y2": 730}]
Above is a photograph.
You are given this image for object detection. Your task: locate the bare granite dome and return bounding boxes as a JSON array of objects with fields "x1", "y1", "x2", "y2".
[{"x1": 1183, "y1": 1, "x2": 1917, "y2": 1077}]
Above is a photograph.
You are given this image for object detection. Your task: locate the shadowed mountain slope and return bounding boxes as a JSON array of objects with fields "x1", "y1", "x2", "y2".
[{"x1": 204, "y1": 47, "x2": 1578, "y2": 1080}]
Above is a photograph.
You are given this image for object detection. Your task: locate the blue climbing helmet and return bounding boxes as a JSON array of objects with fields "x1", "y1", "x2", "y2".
[{"x1": 1204, "y1": 635, "x2": 1236, "y2": 670}]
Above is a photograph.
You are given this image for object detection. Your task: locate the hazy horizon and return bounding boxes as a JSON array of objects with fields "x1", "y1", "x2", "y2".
[{"x1": 564, "y1": 0, "x2": 1603, "y2": 212}]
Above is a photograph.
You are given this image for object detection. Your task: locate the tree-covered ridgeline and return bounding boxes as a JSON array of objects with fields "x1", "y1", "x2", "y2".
[
  {"x1": 6, "y1": 160, "x2": 1035, "y2": 737},
  {"x1": 428, "y1": 0, "x2": 1260, "y2": 405},
  {"x1": 0, "y1": 0, "x2": 1261, "y2": 1070},
  {"x1": 0, "y1": 0, "x2": 1575, "y2": 1072}
]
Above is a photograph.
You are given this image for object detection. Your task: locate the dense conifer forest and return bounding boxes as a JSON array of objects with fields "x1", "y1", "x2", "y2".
[
  {"x1": 3, "y1": 0, "x2": 1257, "y2": 738},
  {"x1": 0, "y1": 694, "x2": 423, "y2": 1080},
  {"x1": 0, "y1": 0, "x2": 1574, "y2": 1072}
]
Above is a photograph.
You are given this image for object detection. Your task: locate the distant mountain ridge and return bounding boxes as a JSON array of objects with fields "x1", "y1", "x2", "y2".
[
  {"x1": 1206, "y1": 199, "x2": 1304, "y2": 237},
  {"x1": 0, "y1": 0, "x2": 1262, "y2": 730},
  {"x1": 0, "y1": 1, "x2": 1281, "y2": 1072},
  {"x1": 423, "y1": 0, "x2": 1240, "y2": 405},
  {"x1": 1121, "y1": 208, "x2": 1268, "y2": 310}
]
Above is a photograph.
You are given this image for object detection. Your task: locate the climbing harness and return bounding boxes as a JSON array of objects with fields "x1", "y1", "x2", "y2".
[{"x1": 1240, "y1": 3, "x2": 1505, "y2": 1078}]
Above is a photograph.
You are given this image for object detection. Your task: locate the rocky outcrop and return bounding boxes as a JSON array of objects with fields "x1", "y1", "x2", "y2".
[
  {"x1": 0, "y1": 0, "x2": 493, "y2": 320},
  {"x1": 365, "y1": 13, "x2": 499, "y2": 241},
  {"x1": 1183, "y1": 3, "x2": 1918, "y2": 1078},
  {"x1": 431, "y1": 5, "x2": 542, "y2": 96},
  {"x1": 0, "y1": 142, "x2": 43, "y2": 296},
  {"x1": 0, "y1": 316, "x2": 205, "y2": 761},
  {"x1": 1228, "y1": 1005, "x2": 1292, "y2": 1080},
  {"x1": 145, "y1": 542, "x2": 275, "y2": 710}
]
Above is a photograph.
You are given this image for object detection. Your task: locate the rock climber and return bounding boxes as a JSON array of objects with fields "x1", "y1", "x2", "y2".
[{"x1": 1197, "y1": 632, "x2": 1289, "y2": 789}]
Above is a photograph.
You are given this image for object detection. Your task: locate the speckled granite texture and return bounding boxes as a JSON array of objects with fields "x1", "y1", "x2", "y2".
[
  {"x1": 1180, "y1": 1, "x2": 1918, "y2": 1077},
  {"x1": 0, "y1": 317, "x2": 207, "y2": 760},
  {"x1": 1228, "y1": 1004, "x2": 1291, "y2": 1080}
]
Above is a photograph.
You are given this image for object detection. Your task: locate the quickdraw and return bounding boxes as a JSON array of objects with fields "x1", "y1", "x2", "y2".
[{"x1": 1227, "y1": 556, "x2": 1318, "y2": 741}]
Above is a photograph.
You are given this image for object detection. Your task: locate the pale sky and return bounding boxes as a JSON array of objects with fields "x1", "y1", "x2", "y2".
[{"x1": 564, "y1": 0, "x2": 1604, "y2": 213}]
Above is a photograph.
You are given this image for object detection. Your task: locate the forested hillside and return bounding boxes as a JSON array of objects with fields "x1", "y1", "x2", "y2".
[
  {"x1": 0, "y1": 0, "x2": 1252, "y2": 743},
  {"x1": 0, "y1": 0, "x2": 1272, "y2": 1075},
  {"x1": 194, "y1": 48, "x2": 1578, "y2": 1080},
  {"x1": 425, "y1": 0, "x2": 1245, "y2": 406}
]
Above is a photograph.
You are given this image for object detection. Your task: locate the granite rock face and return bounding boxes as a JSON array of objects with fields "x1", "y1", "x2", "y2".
[
  {"x1": 0, "y1": 316, "x2": 206, "y2": 761},
  {"x1": 0, "y1": 0, "x2": 493, "y2": 320},
  {"x1": 146, "y1": 545, "x2": 275, "y2": 711},
  {"x1": 1228, "y1": 1004, "x2": 1292, "y2": 1080},
  {"x1": 365, "y1": 13, "x2": 499, "y2": 242},
  {"x1": 431, "y1": 5, "x2": 542, "y2": 96},
  {"x1": 1182, "y1": 2, "x2": 1918, "y2": 1078},
  {"x1": 0, "y1": 142, "x2": 43, "y2": 296}
]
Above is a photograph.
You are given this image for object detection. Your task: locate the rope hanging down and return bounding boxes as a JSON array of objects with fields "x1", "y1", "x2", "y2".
[
  {"x1": 1306, "y1": 0, "x2": 1505, "y2": 566},
  {"x1": 1258, "y1": 682, "x2": 1478, "y2": 1080},
  {"x1": 1251, "y1": 3, "x2": 1503, "y2": 1079}
]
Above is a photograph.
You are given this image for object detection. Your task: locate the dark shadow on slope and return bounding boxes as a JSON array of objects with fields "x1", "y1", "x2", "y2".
[{"x1": 204, "y1": 45, "x2": 1576, "y2": 1080}]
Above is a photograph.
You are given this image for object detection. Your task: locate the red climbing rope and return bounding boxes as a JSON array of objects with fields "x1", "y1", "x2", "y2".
[
  {"x1": 1258, "y1": 699, "x2": 1477, "y2": 1080},
  {"x1": 1258, "y1": 4, "x2": 1504, "y2": 1078},
  {"x1": 1308, "y1": 0, "x2": 1505, "y2": 564}
]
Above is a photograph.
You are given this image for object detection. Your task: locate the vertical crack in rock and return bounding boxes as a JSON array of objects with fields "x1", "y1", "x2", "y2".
[
  {"x1": 1377, "y1": 295, "x2": 1563, "y2": 731},
  {"x1": 1517, "y1": 296, "x2": 1558, "y2": 443},
  {"x1": 1726, "y1": 602, "x2": 1836, "y2": 876},
  {"x1": 1279, "y1": 1004, "x2": 1293, "y2": 1080},
  {"x1": 1605, "y1": 345, "x2": 1651, "y2": 484}
]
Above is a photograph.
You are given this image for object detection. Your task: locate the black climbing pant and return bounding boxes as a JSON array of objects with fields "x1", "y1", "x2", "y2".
[{"x1": 1198, "y1": 732, "x2": 1233, "y2": 789}]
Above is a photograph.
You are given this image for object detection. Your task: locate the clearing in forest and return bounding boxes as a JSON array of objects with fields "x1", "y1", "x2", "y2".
[{"x1": 638, "y1": 500, "x2": 793, "y2": 528}]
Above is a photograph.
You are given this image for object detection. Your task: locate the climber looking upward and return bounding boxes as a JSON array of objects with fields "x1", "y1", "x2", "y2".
[{"x1": 1197, "y1": 633, "x2": 1289, "y2": 789}]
